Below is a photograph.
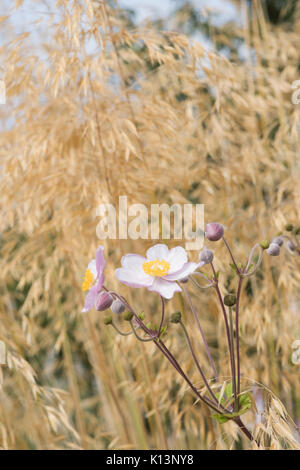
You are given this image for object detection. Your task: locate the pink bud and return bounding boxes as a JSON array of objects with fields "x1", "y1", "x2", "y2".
[
  {"x1": 266, "y1": 243, "x2": 280, "y2": 256},
  {"x1": 272, "y1": 236, "x2": 283, "y2": 247},
  {"x1": 110, "y1": 299, "x2": 126, "y2": 315},
  {"x1": 95, "y1": 292, "x2": 113, "y2": 311},
  {"x1": 286, "y1": 241, "x2": 296, "y2": 253},
  {"x1": 199, "y1": 246, "x2": 214, "y2": 264},
  {"x1": 205, "y1": 223, "x2": 224, "y2": 242}
]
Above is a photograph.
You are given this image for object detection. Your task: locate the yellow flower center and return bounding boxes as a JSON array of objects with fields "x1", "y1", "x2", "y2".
[
  {"x1": 143, "y1": 258, "x2": 170, "y2": 277},
  {"x1": 82, "y1": 269, "x2": 94, "y2": 291}
]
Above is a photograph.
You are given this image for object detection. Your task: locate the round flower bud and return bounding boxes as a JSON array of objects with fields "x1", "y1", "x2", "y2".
[
  {"x1": 259, "y1": 240, "x2": 270, "y2": 250},
  {"x1": 205, "y1": 223, "x2": 224, "y2": 241},
  {"x1": 170, "y1": 312, "x2": 182, "y2": 324},
  {"x1": 123, "y1": 311, "x2": 134, "y2": 321},
  {"x1": 95, "y1": 292, "x2": 113, "y2": 311},
  {"x1": 224, "y1": 294, "x2": 237, "y2": 307},
  {"x1": 286, "y1": 240, "x2": 296, "y2": 253},
  {"x1": 104, "y1": 315, "x2": 113, "y2": 325},
  {"x1": 266, "y1": 243, "x2": 280, "y2": 256},
  {"x1": 272, "y1": 236, "x2": 283, "y2": 247},
  {"x1": 285, "y1": 224, "x2": 293, "y2": 232},
  {"x1": 199, "y1": 246, "x2": 214, "y2": 264},
  {"x1": 110, "y1": 299, "x2": 126, "y2": 315}
]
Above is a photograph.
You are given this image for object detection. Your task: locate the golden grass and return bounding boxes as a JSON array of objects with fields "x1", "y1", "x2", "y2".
[{"x1": 0, "y1": 0, "x2": 299, "y2": 449}]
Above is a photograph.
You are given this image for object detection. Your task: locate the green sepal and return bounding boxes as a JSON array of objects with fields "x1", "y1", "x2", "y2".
[
  {"x1": 138, "y1": 312, "x2": 145, "y2": 321},
  {"x1": 229, "y1": 263, "x2": 238, "y2": 273},
  {"x1": 160, "y1": 325, "x2": 167, "y2": 336}
]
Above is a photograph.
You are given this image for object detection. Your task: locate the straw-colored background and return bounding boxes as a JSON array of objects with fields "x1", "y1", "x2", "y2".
[{"x1": 0, "y1": 0, "x2": 299, "y2": 449}]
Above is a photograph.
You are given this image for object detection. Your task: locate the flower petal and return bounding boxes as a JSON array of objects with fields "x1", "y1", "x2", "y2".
[
  {"x1": 96, "y1": 270, "x2": 105, "y2": 291},
  {"x1": 148, "y1": 278, "x2": 182, "y2": 299},
  {"x1": 82, "y1": 285, "x2": 99, "y2": 313},
  {"x1": 87, "y1": 259, "x2": 97, "y2": 279},
  {"x1": 95, "y1": 246, "x2": 106, "y2": 276},
  {"x1": 121, "y1": 254, "x2": 147, "y2": 270},
  {"x1": 115, "y1": 268, "x2": 153, "y2": 288},
  {"x1": 167, "y1": 246, "x2": 188, "y2": 273},
  {"x1": 146, "y1": 244, "x2": 169, "y2": 261},
  {"x1": 164, "y1": 262, "x2": 199, "y2": 281}
]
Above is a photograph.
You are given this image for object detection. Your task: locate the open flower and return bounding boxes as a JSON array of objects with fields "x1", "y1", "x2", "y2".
[
  {"x1": 115, "y1": 244, "x2": 199, "y2": 299},
  {"x1": 82, "y1": 246, "x2": 106, "y2": 313}
]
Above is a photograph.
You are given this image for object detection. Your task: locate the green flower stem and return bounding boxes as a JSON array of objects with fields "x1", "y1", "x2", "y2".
[
  {"x1": 222, "y1": 236, "x2": 240, "y2": 274},
  {"x1": 105, "y1": 287, "x2": 256, "y2": 443},
  {"x1": 235, "y1": 276, "x2": 243, "y2": 401},
  {"x1": 210, "y1": 262, "x2": 236, "y2": 399},
  {"x1": 190, "y1": 277, "x2": 213, "y2": 290},
  {"x1": 228, "y1": 307, "x2": 237, "y2": 410},
  {"x1": 129, "y1": 321, "x2": 155, "y2": 342},
  {"x1": 154, "y1": 338, "x2": 224, "y2": 414},
  {"x1": 181, "y1": 283, "x2": 219, "y2": 382},
  {"x1": 111, "y1": 321, "x2": 132, "y2": 336},
  {"x1": 158, "y1": 295, "x2": 165, "y2": 336},
  {"x1": 179, "y1": 320, "x2": 228, "y2": 411},
  {"x1": 243, "y1": 244, "x2": 263, "y2": 276}
]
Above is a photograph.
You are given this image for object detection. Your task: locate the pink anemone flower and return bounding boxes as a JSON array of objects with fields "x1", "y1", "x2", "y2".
[
  {"x1": 82, "y1": 246, "x2": 106, "y2": 313},
  {"x1": 115, "y1": 244, "x2": 199, "y2": 299}
]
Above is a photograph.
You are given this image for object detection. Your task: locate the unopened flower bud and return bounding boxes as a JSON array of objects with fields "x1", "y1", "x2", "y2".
[
  {"x1": 224, "y1": 294, "x2": 236, "y2": 307},
  {"x1": 286, "y1": 240, "x2": 296, "y2": 253},
  {"x1": 285, "y1": 224, "x2": 293, "y2": 232},
  {"x1": 104, "y1": 315, "x2": 113, "y2": 325},
  {"x1": 123, "y1": 311, "x2": 134, "y2": 321},
  {"x1": 205, "y1": 223, "x2": 224, "y2": 241},
  {"x1": 110, "y1": 299, "x2": 125, "y2": 315},
  {"x1": 199, "y1": 246, "x2": 214, "y2": 264},
  {"x1": 95, "y1": 292, "x2": 113, "y2": 311},
  {"x1": 259, "y1": 240, "x2": 270, "y2": 250},
  {"x1": 266, "y1": 243, "x2": 280, "y2": 256},
  {"x1": 272, "y1": 236, "x2": 283, "y2": 247},
  {"x1": 170, "y1": 311, "x2": 182, "y2": 324}
]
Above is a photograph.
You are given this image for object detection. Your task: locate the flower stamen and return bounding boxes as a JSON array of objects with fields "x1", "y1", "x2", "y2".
[
  {"x1": 82, "y1": 269, "x2": 94, "y2": 291},
  {"x1": 143, "y1": 258, "x2": 170, "y2": 277}
]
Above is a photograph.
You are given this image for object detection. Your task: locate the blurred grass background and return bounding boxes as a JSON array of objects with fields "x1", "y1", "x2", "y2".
[{"x1": 0, "y1": 0, "x2": 299, "y2": 449}]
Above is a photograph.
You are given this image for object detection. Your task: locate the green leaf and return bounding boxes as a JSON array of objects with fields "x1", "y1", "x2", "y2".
[
  {"x1": 211, "y1": 413, "x2": 230, "y2": 423},
  {"x1": 239, "y1": 391, "x2": 252, "y2": 413},
  {"x1": 212, "y1": 390, "x2": 253, "y2": 424},
  {"x1": 229, "y1": 263, "x2": 237, "y2": 273},
  {"x1": 216, "y1": 381, "x2": 233, "y2": 407}
]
